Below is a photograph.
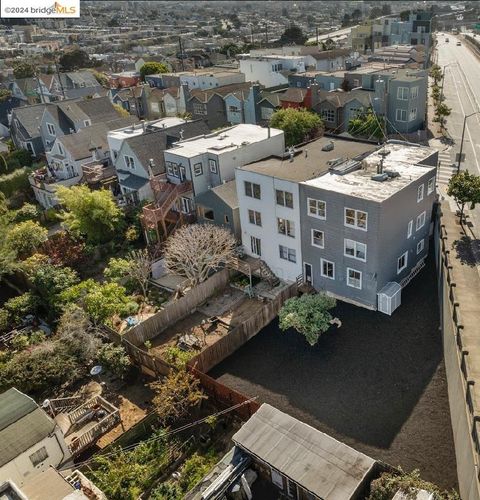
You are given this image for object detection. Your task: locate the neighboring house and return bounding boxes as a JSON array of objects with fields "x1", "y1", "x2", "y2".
[
  {"x1": 114, "y1": 118, "x2": 210, "y2": 202},
  {"x1": 279, "y1": 87, "x2": 311, "y2": 109},
  {"x1": 289, "y1": 71, "x2": 345, "y2": 90},
  {"x1": 8, "y1": 77, "x2": 52, "y2": 104},
  {"x1": 236, "y1": 136, "x2": 438, "y2": 312},
  {"x1": 304, "y1": 48, "x2": 353, "y2": 71},
  {"x1": 187, "y1": 403, "x2": 379, "y2": 500},
  {"x1": 195, "y1": 180, "x2": 241, "y2": 240},
  {"x1": 37, "y1": 96, "x2": 124, "y2": 153},
  {"x1": 257, "y1": 91, "x2": 282, "y2": 124},
  {"x1": 312, "y1": 88, "x2": 372, "y2": 133},
  {"x1": 141, "y1": 85, "x2": 189, "y2": 119},
  {"x1": 188, "y1": 82, "x2": 258, "y2": 129},
  {"x1": 10, "y1": 103, "x2": 47, "y2": 156},
  {"x1": 109, "y1": 71, "x2": 141, "y2": 89},
  {"x1": 239, "y1": 55, "x2": 307, "y2": 88},
  {"x1": 370, "y1": 67, "x2": 427, "y2": 134},
  {"x1": 49, "y1": 71, "x2": 104, "y2": 100},
  {"x1": 0, "y1": 93, "x2": 22, "y2": 137},
  {"x1": 109, "y1": 86, "x2": 145, "y2": 118},
  {"x1": 31, "y1": 117, "x2": 132, "y2": 208},
  {"x1": 145, "y1": 68, "x2": 245, "y2": 90},
  {"x1": 164, "y1": 123, "x2": 285, "y2": 200},
  {"x1": 223, "y1": 83, "x2": 261, "y2": 125},
  {"x1": 0, "y1": 388, "x2": 70, "y2": 487}
]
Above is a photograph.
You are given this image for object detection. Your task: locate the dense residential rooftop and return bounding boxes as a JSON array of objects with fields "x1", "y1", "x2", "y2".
[
  {"x1": 167, "y1": 124, "x2": 283, "y2": 158},
  {"x1": 240, "y1": 136, "x2": 376, "y2": 182},
  {"x1": 304, "y1": 141, "x2": 437, "y2": 202}
]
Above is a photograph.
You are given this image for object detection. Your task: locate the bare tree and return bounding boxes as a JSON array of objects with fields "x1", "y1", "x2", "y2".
[{"x1": 164, "y1": 224, "x2": 236, "y2": 286}]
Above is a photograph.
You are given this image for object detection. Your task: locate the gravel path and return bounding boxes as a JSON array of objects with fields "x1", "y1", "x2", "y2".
[{"x1": 209, "y1": 255, "x2": 457, "y2": 490}]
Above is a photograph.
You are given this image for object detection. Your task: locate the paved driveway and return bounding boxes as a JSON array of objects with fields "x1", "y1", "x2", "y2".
[{"x1": 210, "y1": 255, "x2": 457, "y2": 489}]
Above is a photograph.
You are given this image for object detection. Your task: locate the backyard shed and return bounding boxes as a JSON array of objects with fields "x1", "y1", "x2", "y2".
[
  {"x1": 377, "y1": 281, "x2": 402, "y2": 316},
  {"x1": 232, "y1": 403, "x2": 377, "y2": 500}
]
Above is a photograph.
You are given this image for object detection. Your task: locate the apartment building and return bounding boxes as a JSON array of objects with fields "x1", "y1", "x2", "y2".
[
  {"x1": 235, "y1": 137, "x2": 375, "y2": 283},
  {"x1": 239, "y1": 56, "x2": 307, "y2": 88},
  {"x1": 146, "y1": 68, "x2": 245, "y2": 90},
  {"x1": 236, "y1": 138, "x2": 438, "y2": 313}
]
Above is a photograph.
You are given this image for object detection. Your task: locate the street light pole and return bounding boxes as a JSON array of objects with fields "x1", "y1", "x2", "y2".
[
  {"x1": 457, "y1": 111, "x2": 480, "y2": 173},
  {"x1": 440, "y1": 63, "x2": 456, "y2": 103}
]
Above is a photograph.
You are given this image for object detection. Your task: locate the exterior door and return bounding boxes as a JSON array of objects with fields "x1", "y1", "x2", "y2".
[
  {"x1": 250, "y1": 236, "x2": 261, "y2": 256},
  {"x1": 179, "y1": 165, "x2": 186, "y2": 182},
  {"x1": 304, "y1": 263, "x2": 313, "y2": 285},
  {"x1": 180, "y1": 196, "x2": 193, "y2": 214}
]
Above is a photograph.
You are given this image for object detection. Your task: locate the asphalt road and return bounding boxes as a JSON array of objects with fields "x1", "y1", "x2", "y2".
[{"x1": 435, "y1": 34, "x2": 480, "y2": 228}]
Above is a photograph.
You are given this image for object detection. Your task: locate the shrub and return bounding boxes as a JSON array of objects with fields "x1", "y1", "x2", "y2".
[
  {"x1": 0, "y1": 308, "x2": 9, "y2": 332},
  {"x1": 6, "y1": 220, "x2": 48, "y2": 259},
  {"x1": 97, "y1": 343, "x2": 131, "y2": 378},
  {"x1": 3, "y1": 292, "x2": 38, "y2": 325},
  {"x1": 0, "y1": 167, "x2": 31, "y2": 198},
  {"x1": 162, "y1": 346, "x2": 195, "y2": 368},
  {"x1": 12, "y1": 203, "x2": 39, "y2": 222}
]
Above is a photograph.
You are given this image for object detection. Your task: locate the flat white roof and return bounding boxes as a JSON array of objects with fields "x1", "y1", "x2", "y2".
[
  {"x1": 108, "y1": 117, "x2": 187, "y2": 140},
  {"x1": 166, "y1": 124, "x2": 283, "y2": 159},
  {"x1": 303, "y1": 142, "x2": 436, "y2": 202}
]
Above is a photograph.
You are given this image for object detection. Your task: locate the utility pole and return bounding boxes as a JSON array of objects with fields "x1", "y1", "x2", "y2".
[
  {"x1": 457, "y1": 112, "x2": 479, "y2": 173},
  {"x1": 316, "y1": 26, "x2": 319, "y2": 46},
  {"x1": 55, "y1": 60, "x2": 66, "y2": 100},
  {"x1": 178, "y1": 37, "x2": 185, "y2": 72},
  {"x1": 265, "y1": 24, "x2": 268, "y2": 46}
]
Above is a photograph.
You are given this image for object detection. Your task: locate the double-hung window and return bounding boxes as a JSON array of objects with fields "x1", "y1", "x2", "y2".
[
  {"x1": 397, "y1": 87, "x2": 409, "y2": 100},
  {"x1": 410, "y1": 86, "x2": 419, "y2": 99},
  {"x1": 346, "y1": 268, "x2": 362, "y2": 289},
  {"x1": 277, "y1": 218, "x2": 295, "y2": 237},
  {"x1": 417, "y1": 184, "x2": 424, "y2": 202},
  {"x1": 409, "y1": 108, "x2": 417, "y2": 121},
  {"x1": 124, "y1": 155, "x2": 135, "y2": 169},
  {"x1": 397, "y1": 251, "x2": 408, "y2": 273},
  {"x1": 244, "y1": 181, "x2": 261, "y2": 199},
  {"x1": 416, "y1": 211, "x2": 426, "y2": 230},
  {"x1": 407, "y1": 220, "x2": 413, "y2": 238},
  {"x1": 279, "y1": 245, "x2": 296, "y2": 263},
  {"x1": 276, "y1": 189, "x2": 293, "y2": 208},
  {"x1": 209, "y1": 159, "x2": 218, "y2": 174},
  {"x1": 417, "y1": 239, "x2": 425, "y2": 254},
  {"x1": 396, "y1": 109, "x2": 407, "y2": 122},
  {"x1": 46, "y1": 123, "x2": 56, "y2": 136},
  {"x1": 311, "y1": 229, "x2": 324, "y2": 248},
  {"x1": 321, "y1": 259, "x2": 335, "y2": 279},
  {"x1": 344, "y1": 239, "x2": 367, "y2": 261},
  {"x1": 193, "y1": 163, "x2": 203, "y2": 176},
  {"x1": 307, "y1": 198, "x2": 326, "y2": 219},
  {"x1": 248, "y1": 209, "x2": 262, "y2": 226},
  {"x1": 427, "y1": 177, "x2": 435, "y2": 195},
  {"x1": 345, "y1": 208, "x2": 367, "y2": 230}
]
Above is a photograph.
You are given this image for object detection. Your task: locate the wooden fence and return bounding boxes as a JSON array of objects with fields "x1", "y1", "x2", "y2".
[
  {"x1": 124, "y1": 269, "x2": 231, "y2": 347},
  {"x1": 189, "y1": 367, "x2": 260, "y2": 420},
  {"x1": 188, "y1": 283, "x2": 297, "y2": 373}
]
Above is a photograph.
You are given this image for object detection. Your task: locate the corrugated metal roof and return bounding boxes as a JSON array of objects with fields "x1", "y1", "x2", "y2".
[
  {"x1": 232, "y1": 404, "x2": 376, "y2": 500},
  {"x1": 0, "y1": 389, "x2": 56, "y2": 467}
]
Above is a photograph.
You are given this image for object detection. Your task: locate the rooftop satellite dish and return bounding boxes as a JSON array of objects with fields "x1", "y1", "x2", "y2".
[{"x1": 90, "y1": 365, "x2": 103, "y2": 376}]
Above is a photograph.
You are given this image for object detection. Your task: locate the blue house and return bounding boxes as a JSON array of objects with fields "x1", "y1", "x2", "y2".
[{"x1": 224, "y1": 84, "x2": 261, "y2": 125}]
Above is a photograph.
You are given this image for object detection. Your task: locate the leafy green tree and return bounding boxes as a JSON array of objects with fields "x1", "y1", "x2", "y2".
[
  {"x1": 97, "y1": 343, "x2": 131, "y2": 377},
  {"x1": 12, "y1": 203, "x2": 39, "y2": 223},
  {"x1": 279, "y1": 293, "x2": 336, "y2": 346},
  {"x1": 150, "y1": 369, "x2": 206, "y2": 425},
  {"x1": 91, "y1": 70, "x2": 109, "y2": 86},
  {"x1": 429, "y1": 64, "x2": 443, "y2": 85},
  {"x1": 368, "y1": 468, "x2": 459, "y2": 500},
  {"x1": 113, "y1": 103, "x2": 130, "y2": 118},
  {"x1": 140, "y1": 62, "x2": 169, "y2": 80},
  {"x1": 104, "y1": 249, "x2": 152, "y2": 298},
  {"x1": 400, "y1": 10, "x2": 411, "y2": 21},
  {"x1": 0, "y1": 89, "x2": 12, "y2": 102},
  {"x1": 270, "y1": 107, "x2": 323, "y2": 147},
  {"x1": 6, "y1": 220, "x2": 48, "y2": 259},
  {"x1": 369, "y1": 6, "x2": 383, "y2": 19},
  {"x1": 56, "y1": 185, "x2": 124, "y2": 244},
  {"x1": 434, "y1": 102, "x2": 451, "y2": 129},
  {"x1": 280, "y1": 24, "x2": 307, "y2": 45},
  {"x1": 61, "y1": 279, "x2": 137, "y2": 324},
  {"x1": 13, "y1": 61, "x2": 35, "y2": 79},
  {"x1": 447, "y1": 171, "x2": 480, "y2": 220},
  {"x1": 348, "y1": 108, "x2": 385, "y2": 140},
  {"x1": 59, "y1": 47, "x2": 93, "y2": 70},
  {"x1": 27, "y1": 261, "x2": 79, "y2": 318}
]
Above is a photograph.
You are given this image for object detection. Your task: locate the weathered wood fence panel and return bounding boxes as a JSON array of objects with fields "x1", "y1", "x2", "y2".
[
  {"x1": 124, "y1": 269, "x2": 230, "y2": 347},
  {"x1": 189, "y1": 284, "x2": 297, "y2": 373}
]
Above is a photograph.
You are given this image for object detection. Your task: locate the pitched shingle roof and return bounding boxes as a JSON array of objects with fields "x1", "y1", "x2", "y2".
[
  {"x1": 280, "y1": 87, "x2": 309, "y2": 103},
  {"x1": 12, "y1": 103, "x2": 47, "y2": 139},
  {"x1": 0, "y1": 388, "x2": 56, "y2": 468},
  {"x1": 124, "y1": 119, "x2": 210, "y2": 175},
  {"x1": 190, "y1": 82, "x2": 253, "y2": 103}
]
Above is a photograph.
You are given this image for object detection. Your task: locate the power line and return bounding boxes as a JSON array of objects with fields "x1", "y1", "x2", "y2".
[
  {"x1": 58, "y1": 396, "x2": 257, "y2": 471},
  {"x1": 367, "y1": 95, "x2": 388, "y2": 142}
]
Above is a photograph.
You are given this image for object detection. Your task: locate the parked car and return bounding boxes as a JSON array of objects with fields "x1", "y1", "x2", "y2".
[{"x1": 456, "y1": 41, "x2": 462, "y2": 46}]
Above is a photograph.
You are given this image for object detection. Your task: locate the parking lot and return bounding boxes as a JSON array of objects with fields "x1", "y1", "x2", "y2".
[{"x1": 209, "y1": 255, "x2": 457, "y2": 489}]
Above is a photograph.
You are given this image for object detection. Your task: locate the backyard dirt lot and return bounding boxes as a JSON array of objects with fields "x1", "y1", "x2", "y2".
[{"x1": 209, "y1": 255, "x2": 458, "y2": 490}]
